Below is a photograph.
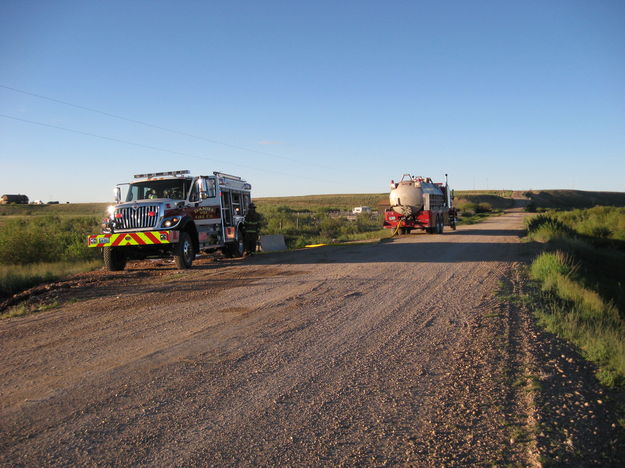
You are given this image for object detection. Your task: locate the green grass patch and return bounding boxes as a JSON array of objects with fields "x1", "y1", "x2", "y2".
[
  {"x1": 524, "y1": 190, "x2": 625, "y2": 210},
  {"x1": 1, "y1": 300, "x2": 63, "y2": 320},
  {"x1": 0, "y1": 215, "x2": 101, "y2": 265},
  {"x1": 513, "y1": 374, "x2": 542, "y2": 392},
  {"x1": 256, "y1": 205, "x2": 390, "y2": 248},
  {"x1": 526, "y1": 208, "x2": 625, "y2": 387},
  {"x1": 255, "y1": 193, "x2": 388, "y2": 211},
  {"x1": 0, "y1": 260, "x2": 102, "y2": 299},
  {"x1": 0, "y1": 202, "x2": 109, "y2": 218},
  {"x1": 457, "y1": 209, "x2": 504, "y2": 225},
  {"x1": 0, "y1": 214, "x2": 102, "y2": 298}
]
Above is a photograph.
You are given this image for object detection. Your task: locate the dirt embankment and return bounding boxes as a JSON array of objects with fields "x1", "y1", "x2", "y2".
[{"x1": 1, "y1": 210, "x2": 622, "y2": 466}]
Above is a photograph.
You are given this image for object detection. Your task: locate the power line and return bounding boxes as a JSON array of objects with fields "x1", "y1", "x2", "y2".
[
  {"x1": 0, "y1": 83, "x2": 309, "y2": 165},
  {"x1": 0, "y1": 113, "x2": 340, "y2": 184}
]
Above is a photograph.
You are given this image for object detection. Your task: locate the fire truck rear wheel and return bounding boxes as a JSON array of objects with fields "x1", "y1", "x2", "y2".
[
  {"x1": 103, "y1": 247, "x2": 127, "y2": 271},
  {"x1": 174, "y1": 231, "x2": 194, "y2": 269},
  {"x1": 228, "y1": 232, "x2": 245, "y2": 258}
]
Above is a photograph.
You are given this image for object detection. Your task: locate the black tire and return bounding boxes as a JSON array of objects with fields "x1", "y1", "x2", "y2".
[
  {"x1": 103, "y1": 247, "x2": 126, "y2": 271},
  {"x1": 230, "y1": 230, "x2": 245, "y2": 258},
  {"x1": 438, "y1": 216, "x2": 444, "y2": 234},
  {"x1": 221, "y1": 245, "x2": 233, "y2": 258},
  {"x1": 174, "y1": 231, "x2": 194, "y2": 269},
  {"x1": 221, "y1": 229, "x2": 245, "y2": 258},
  {"x1": 426, "y1": 227, "x2": 434, "y2": 234}
]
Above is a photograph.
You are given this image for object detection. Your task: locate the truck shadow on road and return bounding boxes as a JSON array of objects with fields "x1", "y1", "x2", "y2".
[
  {"x1": 248, "y1": 240, "x2": 532, "y2": 265},
  {"x1": 446, "y1": 228, "x2": 525, "y2": 237}
]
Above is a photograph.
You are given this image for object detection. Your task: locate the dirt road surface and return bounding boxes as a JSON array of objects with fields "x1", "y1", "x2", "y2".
[{"x1": 1, "y1": 210, "x2": 622, "y2": 466}]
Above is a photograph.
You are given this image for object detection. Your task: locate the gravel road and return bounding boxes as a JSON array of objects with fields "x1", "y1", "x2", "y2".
[{"x1": 1, "y1": 210, "x2": 622, "y2": 466}]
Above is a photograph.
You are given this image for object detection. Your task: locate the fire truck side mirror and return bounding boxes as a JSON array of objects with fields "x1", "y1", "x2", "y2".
[{"x1": 114, "y1": 186, "x2": 121, "y2": 203}]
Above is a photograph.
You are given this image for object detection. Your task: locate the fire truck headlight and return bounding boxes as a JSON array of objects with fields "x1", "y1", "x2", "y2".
[
  {"x1": 162, "y1": 217, "x2": 180, "y2": 228},
  {"x1": 107, "y1": 205, "x2": 115, "y2": 216}
]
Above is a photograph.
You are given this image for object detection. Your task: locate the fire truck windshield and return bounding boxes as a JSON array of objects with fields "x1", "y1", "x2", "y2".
[{"x1": 126, "y1": 179, "x2": 192, "y2": 201}]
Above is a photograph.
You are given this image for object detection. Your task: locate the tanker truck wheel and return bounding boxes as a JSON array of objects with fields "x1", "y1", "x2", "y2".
[
  {"x1": 103, "y1": 247, "x2": 127, "y2": 271},
  {"x1": 438, "y1": 216, "x2": 444, "y2": 234}
]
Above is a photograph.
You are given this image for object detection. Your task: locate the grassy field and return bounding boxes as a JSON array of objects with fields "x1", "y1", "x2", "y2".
[
  {"x1": 0, "y1": 202, "x2": 109, "y2": 217},
  {"x1": 0, "y1": 260, "x2": 102, "y2": 304},
  {"x1": 0, "y1": 214, "x2": 102, "y2": 298},
  {"x1": 525, "y1": 190, "x2": 625, "y2": 210},
  {"x1": 0, "y1": 203, "x2": 109, "y2": 228},
  {"x1": 3, "y1": 189, "x2": 624, "y2": 300},
  {"x1": 526, "y1": 207, "x2": 625, "y2": 387},
  {"x1": 255, "y1": 190, "x2": 512, "y2": 211},
  {"x1": 256, "y1": 193, "x2": 388, "y2": 211}
]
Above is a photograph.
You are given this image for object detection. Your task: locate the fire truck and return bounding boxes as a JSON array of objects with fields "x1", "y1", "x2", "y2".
[
  {"x1": 88, "y1": 170, "x2": 252, "y2": 271},
  {"x1": 383, "y1": 173, "x2": 457, "y2": 235}
]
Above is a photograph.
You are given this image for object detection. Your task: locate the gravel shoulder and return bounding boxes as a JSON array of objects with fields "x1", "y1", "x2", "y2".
[{"x1": 1, "y1": 210, "x2": 622, "y2": 466}]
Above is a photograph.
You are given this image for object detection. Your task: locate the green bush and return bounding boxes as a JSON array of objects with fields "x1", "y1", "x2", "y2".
[{"x1": 0, "y1": 216, "x2": 100, "y2": 265}]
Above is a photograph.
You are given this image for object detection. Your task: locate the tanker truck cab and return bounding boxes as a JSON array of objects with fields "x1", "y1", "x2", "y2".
[{"x1": 88, "y1": 170, "x2": 252, "y2": 271}]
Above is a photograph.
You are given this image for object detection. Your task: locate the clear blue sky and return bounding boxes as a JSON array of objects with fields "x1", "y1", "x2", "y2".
[{"x1": 1, "y1": 0, "x2": 624, "y2": 202}]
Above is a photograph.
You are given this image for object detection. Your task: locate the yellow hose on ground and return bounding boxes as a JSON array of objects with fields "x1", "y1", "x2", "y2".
[{"x1": 392, "y1": 220, "x2": 403, "y2": 236}]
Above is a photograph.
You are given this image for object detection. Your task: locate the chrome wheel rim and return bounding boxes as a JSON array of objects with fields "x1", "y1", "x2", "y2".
[{"x1": 183, "y1": 240, "x2": 192, "y2": 262}]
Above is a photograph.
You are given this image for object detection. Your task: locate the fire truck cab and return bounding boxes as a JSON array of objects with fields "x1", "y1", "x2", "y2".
[{"x1": 88, "y1": 170, "x2": 252, "y2": 271}]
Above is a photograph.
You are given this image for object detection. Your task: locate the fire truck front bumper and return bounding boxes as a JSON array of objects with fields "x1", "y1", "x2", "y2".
[{"x1": 87, "y1": 230, "x2": 179, "y2": 248}]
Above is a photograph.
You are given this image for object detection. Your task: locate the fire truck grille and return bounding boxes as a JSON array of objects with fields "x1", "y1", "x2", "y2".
[{"x1": 115, "y1": 205, "x2": 160, "y2": 230}]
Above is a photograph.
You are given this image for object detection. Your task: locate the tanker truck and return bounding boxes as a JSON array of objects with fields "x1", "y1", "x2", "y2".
[{"x1": 383, "y1": 174, "x2": 457, "y2": 235}]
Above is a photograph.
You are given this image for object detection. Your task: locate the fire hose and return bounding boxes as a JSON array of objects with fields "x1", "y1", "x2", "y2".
[{"x1": 392, "y1": 219, "x2": 403, "y2": 236}]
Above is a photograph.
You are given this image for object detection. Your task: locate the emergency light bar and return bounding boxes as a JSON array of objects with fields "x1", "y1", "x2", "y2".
[
  {"x1": 134, "y1": 170, "x2": 190, "y2": 179},
  {"x1": 213, "y1": 171, "x2": 241, "y2": 181}
]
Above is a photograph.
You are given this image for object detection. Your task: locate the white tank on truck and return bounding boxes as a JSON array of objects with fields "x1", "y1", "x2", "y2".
[
  {"x1": 384, "y1": 173, "x2": 457, "y2": 235},
  {"x1": 389, "y1": 175, "x2": 444, "y2": 216}
]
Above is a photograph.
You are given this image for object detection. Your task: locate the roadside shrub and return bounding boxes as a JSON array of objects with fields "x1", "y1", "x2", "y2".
[
  {"x1": 475, "y1": 202, "x2": 492, "y2": 214},
  {"x1": 527, "y1": 207, "x2": 625, "y2": 387},
  {"x1": 525, "y1": 202, "x2": 537, "y2": 213},
  {"x1": 0, "y1": 216, "x2": 100, "y2": 265},
  {"x1": 526, "y1": 215, "x2": 576, "y2": 242}
]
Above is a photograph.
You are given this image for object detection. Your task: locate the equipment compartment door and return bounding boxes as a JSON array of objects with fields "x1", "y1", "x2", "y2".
[{"x1": 191, "y1": 177, "x2": 222, "y2": 247}]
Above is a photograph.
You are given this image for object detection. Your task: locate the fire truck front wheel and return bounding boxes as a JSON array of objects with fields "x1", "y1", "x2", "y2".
[
  {"x1": 103, "y1": 247, "x2": 127, "y2": 271},
  {"x1": 174, "y1": 231, "x2": 195, "y2": 269}
]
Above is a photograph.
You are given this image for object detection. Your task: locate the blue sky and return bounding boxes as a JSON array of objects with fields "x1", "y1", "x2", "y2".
[{"x1": 1, "y1": 0, "x2": 624, "y2": 202}]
